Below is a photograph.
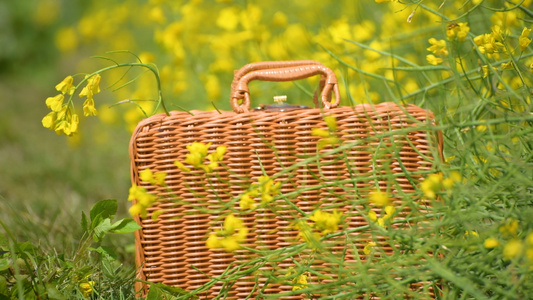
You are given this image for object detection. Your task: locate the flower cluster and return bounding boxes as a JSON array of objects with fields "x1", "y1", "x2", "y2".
[
  {"x1": 285, "y1": 267, "x2": 309, "y2": 292},
  {"x1": 206, "y1": 214, "x2": 249, "y2": 252},
  {"x1": 446, "y1": 22, "x2": 470, "y2": 42},
  {"x1": 42, "y1": 74, "x2": 102, "y2": 136},
  {"x1": 420, "y1": 171, "x2": 461, "y2": 199},
  {"x1": 42, "y1": 76, "x2": 79, "y2": 136},
  {"x1": 239, "y1": 175, "x2": 282, "y2": 210},
  {"x1": 128, "y1": 168, "x2": 167, "y2": 218},
  {"x1": 484, "y1": 218, "x2": 533, "y2": 262},
  {"x1": 474, "y1": 25, "x2": 507, "y2": 60},
  {"x1": 79, "y1": 74, "x2": 101, "y2": 117},
  {"x1": 426, "y1": 38, "x2": 448, "y2": 65},
  {"x1": 367, "y1": 190, "x2": 396, "y2": 228},
  {"x1": 295, "y1": 209, "x2": 344, "y2": 248},
  {"x1": 174, "y1": 142, "x2": 227, "y2": 173}
]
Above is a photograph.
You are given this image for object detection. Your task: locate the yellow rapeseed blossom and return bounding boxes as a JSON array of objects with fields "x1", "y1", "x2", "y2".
[
  {"x1": 474, "y1": 26, "x2": 506, "y2": 60},
  {"x1": 206, "y1": 214, "x2": 248, "y2": 252},
  {"x1": 139, "y1": 168, "x2": 167, "y2": 186},
  {"x1": 484, "y1": 237, "x2": 500, "y2": 249},
  {"x1": 364, "y1": 241, "x2": 377, "y2": 255},
  {"x1": 292, "y1": 273, "x2": 308, "y2": 291},
  {"x1": 239, "y1": 176, "x2": 281, "y2": 209},
  {"x1": 519, "y1": 27, "x2": 532, "y2": 52},
  {"x1": 368, "y1": 205, "x2": 395, "y2": 228},
  {"x1": 499, "y1": 218, "x2": 519, "y2": 237},
  {"x1": 79, "y1": 74, "x2": 102, "y2": 116},
  {"x1": 239, "y1": 190, "x2": 258, "y2": 210},
  {"x1": 42, "y1": 104, "x2": 80, "y2": 136},
  {"x1": 55, "y1": 75, "x2": 75, "y2": 95},
  {"x1": 369, "y1": 190, "x2": 390, "y2": 207},
  {"x1": 79, "y1": 281, "x2": 95, "y2": 298},
  {"x1": 446, "y1": 22, "x2": 470, "y2": 42},
  {"x1": 45, "y1": 94, "x2": 65, "y2": 112},
  {"x1": 420, "y1": 173, "x2": 444, "y2": 199},
  {"x1": 427, "y1": 38, "x2": 448, "y2": 56},
  {"x1": 426, "y1": 54, "x2": 443, "y2": 65},
  {"x1": 128, "y1": 184, "x2": 157, "y2": 218},
  {"x1": 175, "y1": 142, "x2": 226, "y2": 173},
  {"x1": 309, "y1": 209, "x2": 343, "y2": 234},
  {"x1": 503, "y1": 239, "x2": 523, "y2": 260}
]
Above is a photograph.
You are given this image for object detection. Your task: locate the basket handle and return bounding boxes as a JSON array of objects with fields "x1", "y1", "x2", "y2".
[{"x1": 230, "y1": 60, "x2": 340, "y2": 113}]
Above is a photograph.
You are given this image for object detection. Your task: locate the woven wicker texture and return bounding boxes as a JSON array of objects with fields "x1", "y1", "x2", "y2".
[{"x1": 129, "y1": 61, "x2": 442, "y2": 298}]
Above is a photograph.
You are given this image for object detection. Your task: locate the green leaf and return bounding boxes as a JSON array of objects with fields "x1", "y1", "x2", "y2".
[
  {"x1": 90, "y1": 199, "x2": 117, "y2": 224},
  {"x1": 46, "y1": 284, "x2": 67, "y2": 300},
  {"x1": 110, "y1": 219, "x2": 142, "y2": 234},
  {"x1": 90, "y1": 246, "x2": 117, "y2": 261},
  {"x1": 0, "y1": 259, "x2": 9, "y2": 272},
  {"x1": 145, "y1": 284, "x2": 163, "y2": 300},
  {"x1": 93, "y1": 219, "x2": 112, "y2": 242},
  {"x1": 81, "y1": 211, "x2": 88, "y2": 232}
]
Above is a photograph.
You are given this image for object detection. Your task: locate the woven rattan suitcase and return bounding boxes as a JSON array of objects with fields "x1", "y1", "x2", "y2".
[{"x1": 129, "y1": 60, "x2": 442, "y2": 298}]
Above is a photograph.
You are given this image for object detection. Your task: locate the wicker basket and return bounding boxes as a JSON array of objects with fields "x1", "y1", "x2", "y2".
[{"x1": 129, "y1": 61, "x2": 443, "y2": 298}]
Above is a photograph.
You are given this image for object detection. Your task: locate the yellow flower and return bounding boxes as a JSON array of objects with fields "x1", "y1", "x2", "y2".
[
  {"x1": 79, "y1": 74, "x2": 101, "y2": 99},
  {"x1": 311, "y1": 128, "x2": 330, "y2": 138},
  {"x1": 474, "y1": 26, "x2": 506, "y2": 60},
  {"x1": 183, "y1": 142, "x2": 215, "y2": 170},
  {"x1": 484, "y1": 238, "x2": 500, "y2": 249},
  {"x1": 309, "y1": 209, "x2": 343, "y2": 234},
  {"x1": 426, "y1": 54, "x2": 443, "y2": 65},
  {"x1": 292, "y1": 273, "x2": 308, "y2": 291},
  {"x1": 55, "y1": 26, "x2": 78, "y2": 53},
  {"x1": 174, "y1": 161, "x2": 191, "y2": 172},
  {"x1": 79, "y1": 281, "x2": 95, "y2": 298},
  {"x1": 503, "y1": 239, "x2": 523, "y2": 260},
  {"x1": 139, "y1": 168, "x2": 167, "y2": 186},
  {"x1": 499, "y1": 218, "x2": 519, "y2": 237},
  {"x1": 519, "y1": 27, "x2": 532, "y2": 52},
  {"x1": 206, "y1": 214, "x2": 248, "y2": 252},
  {"x1": 464, "y1": 231, "x2": 479, "y2": 239},
  {"x1": 427, "y1": 38, "x2": 448, "y2": 56},
  {"x1": 216, "y1": 7, "x2": 240, "y2": 31},
  {"x1": 55, "y1": 75, "x2": 75, "y2": 95},
  {"x1": 127, "y1": 184, "x2": 157, "y2": 218},
  {"x1": 364, "y1": 241, "x2": 377, "y2": 255},
  {"x1": 383, "y1": 205, "x2": 395, "y2": 219},
  {"x1": 140, "y1": 169, "x2": 154, "y2": 183},
  {"x1": 42, "y1": 112, "x2": 56, "y2": 129},
  {"x1": 369, "y1": 190, "x2": 390, "y2": 207},
  {"x1": 45, "y1": 94, "x2": 64, "y2": 112},
  {"x1": 324, "y1": 115, "x2": 337, "y2": 131},
  {"x1": 420, "y1": 173, "x2": 443, "y2": 199},
  {"x1": 526, "y1": 232, "x2": 533, "y2": 246},
  {"x1": 239, "y1": 191, "x2": 257, "y2": 210},
  {"x1": 257, "y1": 175, "x2": 281, "y2": 204},
  {"x1": 154, "y1": 172, "x2": 167, "y2": 185},
  {"x1": 446, "y1": 22, "x2": 470, "y2": 42},
  {"x1": 83, "y1": 97, "x2": 98, "y2": 116},
  {"x1": 368, "y1": 210, "x2": 378, "y2": 222}
]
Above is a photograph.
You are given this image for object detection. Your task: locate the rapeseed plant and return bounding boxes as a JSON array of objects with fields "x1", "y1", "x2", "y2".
[{"x1": 26, "y1": 0, "x2": 533, "y2": 298}]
